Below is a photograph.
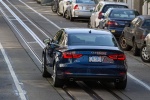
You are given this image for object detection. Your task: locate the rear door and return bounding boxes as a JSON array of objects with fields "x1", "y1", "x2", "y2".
[{"x1": 124, "y1": 17, "x2": 139, "y2": 46}]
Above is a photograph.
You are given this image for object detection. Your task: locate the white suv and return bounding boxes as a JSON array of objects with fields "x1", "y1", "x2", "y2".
[{"x1": 89, "y1": 1, "x2": 128, "y2": 28}]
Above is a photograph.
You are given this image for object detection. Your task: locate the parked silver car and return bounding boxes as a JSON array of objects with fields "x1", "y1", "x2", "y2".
[{"x1": 66, "y1": 0, "x2": 96, "y2": 21}]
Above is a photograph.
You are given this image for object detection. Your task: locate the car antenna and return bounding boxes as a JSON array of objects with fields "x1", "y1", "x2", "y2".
[{"x1": 89, "y1": 30, "x2": 91, "y2": 33}]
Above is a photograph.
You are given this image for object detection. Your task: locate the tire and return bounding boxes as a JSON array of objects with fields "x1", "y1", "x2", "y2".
[
  {"x1": 63, "y1": 9, "x2": 65, "y2": 18},
  {"x1": 42, "y1": 54, "x2": 50, "y2": 77},
  {"x1": 87, "y1": 20, "x2": 91, "y2": 28},
  {"x1": 52, "y1": 62, "x2": 64, "y2": 87},
  {"x1": 132, "y1": 40, "x2": 140, "y2": 56},
  {"x1": 119, "y1": 34, "x2": 132, "y2": 51},
  {"x1": 115, "y1": 76, "x2": 127, "y2": 90},
  {"x1": 57, "y1": 8, "x2": 62, "y2": 16},
  {"x1": 51, "y1": 5, "x2": 57, "y2": 13},
  {"x1": 141, "y1": 45, "x2": 150, "y2": 62},
  {"x1": 65, "y1": 10, "x2": 69, "y2": 19},
  {"x1": 37, "y1": 1, "x2": 41, "y2": 4},
  {"x1": 70, "y1": 12, "x2": 74, "y2": 21}
]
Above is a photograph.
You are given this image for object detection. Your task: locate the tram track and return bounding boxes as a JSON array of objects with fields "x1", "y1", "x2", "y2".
[{"x1": 1, "y1": 0, "x2": 150, "y2": 100}]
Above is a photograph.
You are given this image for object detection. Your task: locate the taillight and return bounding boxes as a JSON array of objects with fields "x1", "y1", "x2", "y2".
[
  {"x1": 74, "y1": 5, "x2": 79, "y2": 10},
  {"x1": 63, "y1": 52, "x2": 82, "y2": 59},
  {"x1": 98, "y1": 12, "x2": 102, "y2": 19},
  {"x1": 108, "y1": 54, "x2": 126, "y2": 60},
  {"x1": 106, "y1": 21, "x2": 118, "y2": 26}
]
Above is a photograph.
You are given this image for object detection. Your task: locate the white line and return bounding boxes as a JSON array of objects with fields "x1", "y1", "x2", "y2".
[
  {"x1": 0, "y1": 43, "x2": 27, "y2": 100},
  {"x1": 1, "y1": 0, "x2": 45, "y2": 49},
  {"x1": 127, "y1": 73, "x2": 150, "y2": 91},
  {"x1": 6, "y1": 0, "x2": 50, "y2": 39},
  {"x1": 19, "y1": 0, "x2": 61, "y2": 29},
  {"x1": 0, "y1": 8, "x2": 42, "y2": 64}
]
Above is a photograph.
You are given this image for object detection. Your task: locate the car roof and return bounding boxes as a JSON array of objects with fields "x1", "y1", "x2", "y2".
[
  {"x1": 64, "y1": 28, "x2": 112, "y2": 35},
  {"x1": 99, "y1": 1, "x2": 128, "y2": 6},
  {"x1": 138, "y1": 15, "x2": 150, "y2": 20},
  {"x1": 109, "y1": 8, "x2": 136, "y2": 11}
]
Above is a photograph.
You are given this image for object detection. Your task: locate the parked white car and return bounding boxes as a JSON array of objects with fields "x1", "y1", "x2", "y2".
[
  {"x1": 89, "y1": 1, "x2": 128, "y2": 28},
  {"x1": 57, "y1": 0, "x2": 72, "y2": 17}
]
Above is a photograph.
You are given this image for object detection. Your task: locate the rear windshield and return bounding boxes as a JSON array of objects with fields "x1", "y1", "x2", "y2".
[
  {"x1": 109, "y1": 10, "x2": 139, "y2": 19},
  {"x1": 68, "y1": 34, "x2": 117, "y2": 46},
  {"x1": 76, "y1": 0, "x2": 95, "y2": 4},
  {"x1": 103, "y1": 5, "x2": 128, "y2": 13},
  {"x1": 142, "y1": 19, "x2": 150, "y2": 27}
]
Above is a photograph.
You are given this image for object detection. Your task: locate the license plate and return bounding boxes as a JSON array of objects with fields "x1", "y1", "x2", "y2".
[
  {"x1": 89, "y1": 56, "x2": 102, "y2": 62},
  {"x1": 111, "y1": 30, "x2": 116, "y2": 33}
]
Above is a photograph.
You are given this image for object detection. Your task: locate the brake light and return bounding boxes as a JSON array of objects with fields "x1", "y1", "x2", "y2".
[
  {"x1": 98, "y1": 12, "x2": 102, "y2": 19},
  {"x1": 106, "y1": 21, "x2": 118, "y2": 26},
  {"x1": 63, "y1": 52, "x2": 82, "y2": 58},
  {"x1": 74, "y1": 5, "x2": 79, "y2": 10},
  {"x1": 108, "y1": 54, "x2": 126, "y2": 60}
]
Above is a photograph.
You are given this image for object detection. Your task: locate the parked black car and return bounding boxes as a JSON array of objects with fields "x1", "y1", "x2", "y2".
[
  {"x1": 98, "y1": 8, "x2": 139, "y2": 38},
  {"x1": 119, "y1": 15, "x2": 150, "y2": 56}
]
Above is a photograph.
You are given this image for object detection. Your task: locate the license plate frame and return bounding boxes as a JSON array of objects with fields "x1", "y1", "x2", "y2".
[{"x1": 89, "y1": 56, "x2": 102, "y2": 62}]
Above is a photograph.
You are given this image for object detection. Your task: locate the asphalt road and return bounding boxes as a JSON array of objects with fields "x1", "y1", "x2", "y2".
[{"x1": 0, "y1": 0, "x2": 150, "y2": 100}]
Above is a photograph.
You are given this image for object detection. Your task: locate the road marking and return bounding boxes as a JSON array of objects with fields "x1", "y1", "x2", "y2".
[
  {"x1": 0, "y1": 43, "x2": 27, "y2": 100},
  {"x1": 0, "y1": 8, "x2": 42, "y2": 64},
  {"x1": 19, "y1": 0, "x2": 61, "y2": 29},
  {"x1": 6, "y1": 0, "x2": 50, "y2": 39},
  {"x1": 128, "y1": 73, "x2": 150, "y2": 91},
  {"x1": 1, "y1": 0, "x2": 45, "y2": 49}
]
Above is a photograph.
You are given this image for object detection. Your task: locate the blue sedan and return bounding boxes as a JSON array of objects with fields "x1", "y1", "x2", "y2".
[
  {"x1": 42, "y1": 28, "x2": 127, "y2": 89},
  {"x1": 98, "y1": 8, "x2": 140, "y2": 38}
]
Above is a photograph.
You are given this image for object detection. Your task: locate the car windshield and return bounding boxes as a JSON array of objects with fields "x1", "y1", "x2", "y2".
[
  {"x1": 109, "y1": 10, "x2": 139, "y2": 19},
  {"x1": 68, "y1": 33, "x2": 117, "y2": 46},
  {"x1": 142, "y1": 19, "x2": 150, "y2": 27},
  {"x1": 76, "y1": 0, "x2": 95, "y2": 4},
  {"x1": 103, "y1": 5, "x2": 128, "y2": 13}
]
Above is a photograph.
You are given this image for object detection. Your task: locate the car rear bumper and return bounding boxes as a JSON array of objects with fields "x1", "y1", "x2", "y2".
[
  {"x1": 108, "y1": 28, "x2": 124, "y2": 38},
  {"x1": 56, "y1": 64, "x2": 127, "y2": 82},
  {"x1": 73, "y1": 10, "x2": 91, "y2": 18},
  {"x1": 57, "y1": 73, "x2": 126, "y2": 82}
]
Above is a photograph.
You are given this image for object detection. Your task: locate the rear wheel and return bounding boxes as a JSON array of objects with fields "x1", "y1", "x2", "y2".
[
  {"x1": 132, "y1": 40, "x2": 140, "y2": 56},
  {"x1": 57, "y1": 8, "x2": 62, "y2": 16},
  {"x1": 52, "y1": 62, "x2": 64, "y2": 87},
  {"x1": 87, "y1": 20, "x2": 91, "y2": 28},
  {"x1": 115, "y1": 76, "x2": 127, "y2": 90},
  {"x1": 141, "y1": 45, "x2": 150, "y2": 62},
  {"x1": 70, "y1": 13, "x2": 74, "y2": 21},
  {"x1": 119, "y1": 34, "x2": 132, "y2": 51},
  {"x1": 37, "y1": 0, "x2": 41, "y2": 4},
  {"x1": 51, "y1": 5, "x2": 57, "y2": 13},
  {"x1": 42, "y1": 54, "x2": 50, "y2": 77}
]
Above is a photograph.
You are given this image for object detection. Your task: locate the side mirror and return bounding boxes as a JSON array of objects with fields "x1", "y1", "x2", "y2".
[
  {"x1": 43, "y1": 38, "x2": 51, "y2": 44},
  {"x1": 50, "y1": 43, "x2": 60, "y2": 49}
]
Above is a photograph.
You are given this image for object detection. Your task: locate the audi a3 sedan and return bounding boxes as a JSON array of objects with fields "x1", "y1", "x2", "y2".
[{"x1": 42, "y1": 28, "x2": 128, "y2": 89}]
